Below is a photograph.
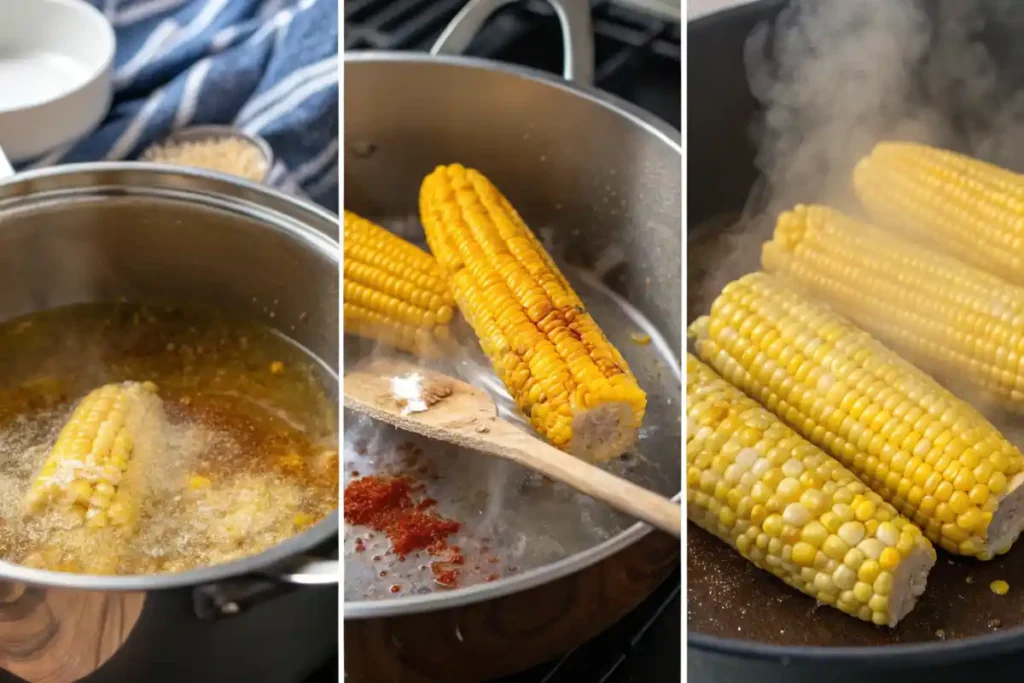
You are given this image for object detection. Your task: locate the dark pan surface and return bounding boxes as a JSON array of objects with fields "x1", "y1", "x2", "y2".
[
  {"x1": 692, "y1": 0, "x2": 1024, "y2": 647},
  {"x1": 689, "y1": 0, "x2": 1024, "y2": 650}
]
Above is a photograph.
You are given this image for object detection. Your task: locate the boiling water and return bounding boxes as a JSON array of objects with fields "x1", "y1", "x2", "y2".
[{"x1": 0, "y1": 303, "x2": 338, "y2": 575}]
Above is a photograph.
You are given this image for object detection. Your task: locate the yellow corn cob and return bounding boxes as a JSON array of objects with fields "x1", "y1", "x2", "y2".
[
  {"x1": 419, "y1": 164, "x2": 646, "y2": 462},
  {"x1": 854, "y1": 141, "x2": 1024, "y2": 284},
  {"x1": 688, "y1": 355, "x2": 935, "y2": 626},
  {"x1": 343, "y1": 210, "x2": 455, "y2": 357},
  {"x1": 763, "y1": 204, "x2": 1024, "y2": 406},
  {"x1": 24, "y1": 381, "x2": 163, "y2": 532},
  {"x1": 690, "y1": 272, "x2": 1024, "y2": 559}
]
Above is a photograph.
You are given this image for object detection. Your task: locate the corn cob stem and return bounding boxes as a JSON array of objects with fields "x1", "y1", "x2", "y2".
[
  {"x1": 24, "y1": 381, "x2": 164, "y2": 532},
  {"x1": 853, "y1": 141, "x2": 1024, "y2": 284},
  {"x1": 763, "y1": 204, "x2": 1024, "y2": 406},
  {"x1": 419, "y1": 164, "x2": 646, "y2": 462},
  {"x1": 688, "y1": 355, "x2": 935, "y2": 626},
  {"x1": 690, "y1": 272, "x2": 1024, "y2": 559},
  {"x1": 343, "y1": 210, "x2": 455, "y2": 358}
]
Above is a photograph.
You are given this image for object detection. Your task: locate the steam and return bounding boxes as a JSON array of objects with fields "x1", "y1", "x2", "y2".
[
  {"x1": 692, "y1": 0, "x2": 1024, "y2": 428},
  {"x1": 745, "y1": 0, "x2": 932, "y2": 218},
  {"x1": 694, "y1": 0, "x2": 1024, "y2": 315},
  {"x1": 746, "y1": 0, "x2": 1024, "y2": 219}
]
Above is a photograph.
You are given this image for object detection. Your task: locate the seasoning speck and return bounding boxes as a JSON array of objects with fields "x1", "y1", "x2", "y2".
[
  {"x1": 991, "y1": 580, "x2": 1010, "y2": 595},
  {"x1": 391, "y1": 373, "x2": 428, "y2": 414},
  {"x1": 390, "y1": 584, "x2": 401, "y2": 594},
  {"x1": 344, "y1": 475, "x2": 460, "y2": 558},
  {"x1": 143, "y1": 136, "x2": 268, "y2": 182},
  {"x1": 630, "y1": 332, "x2": 652, "y2": 346}
]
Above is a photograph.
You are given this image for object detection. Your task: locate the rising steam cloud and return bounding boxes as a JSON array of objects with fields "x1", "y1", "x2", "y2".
[
  {"x1": 746, "y1": 0, "x2": 1024, "y2": 219},
  {"x1": 694, "y1": 0, "x2": 1024, "y2": 316}
]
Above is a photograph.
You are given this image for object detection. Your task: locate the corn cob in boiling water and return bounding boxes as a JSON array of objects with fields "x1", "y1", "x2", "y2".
[{"x1": 24, "y1": 381, "x2": 164, "y2": 531}]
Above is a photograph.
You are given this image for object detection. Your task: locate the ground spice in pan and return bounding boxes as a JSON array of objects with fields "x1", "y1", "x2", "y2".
[{"x1": 344, "y1": 475, "x2": 464, "y2": 586}]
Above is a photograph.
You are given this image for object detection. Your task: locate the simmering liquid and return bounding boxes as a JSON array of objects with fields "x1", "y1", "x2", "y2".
[{"x1": 0, "y1": 303, "x2": 338, "y2": 575}]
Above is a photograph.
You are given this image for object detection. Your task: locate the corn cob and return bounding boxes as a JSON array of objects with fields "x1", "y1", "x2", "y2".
[
  {"x1": 24, "y1": 381, "x2": 163, "y2": 532},
  {"x1": 419, "y1": 164, "x2": 646, "y2": 462},
  {"x1": 853, "y1": 141, "x2": 1024, "y2": 284},
  {"x1": 690, "y1": 272, "x2": 1024, "y2": 559},
  {"x1": 688, "y1": 355, "x2": 935, "y2": 626},
  {"x1": 343, "y1": 210, "x2": 455, "y2": 357},
  {"x1": 762, "y1": 204, "x2": 1024, "y2": 406}
]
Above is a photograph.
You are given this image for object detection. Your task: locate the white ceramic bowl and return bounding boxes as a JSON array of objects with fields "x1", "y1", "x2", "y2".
[{"x1": 0, "y1": 0, "x2": 115, "y2": 162}]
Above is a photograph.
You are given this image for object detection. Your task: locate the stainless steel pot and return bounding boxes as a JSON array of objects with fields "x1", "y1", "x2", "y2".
[
  {"x1": 344, "y1": 1, "x2": 681, "y2": 680},
  {"x1": 0, "y1": 164, "x2": 339, "y2": 682}
]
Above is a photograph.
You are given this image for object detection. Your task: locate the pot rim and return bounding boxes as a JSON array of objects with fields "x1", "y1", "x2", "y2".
[
  {"x1": 0, "y1": 162, "x2": 340, "y2": 591},
  {"x1": 343, "y1": 52, "x2": 681, "y2": 620},
  {"x1": 344, "y1": 51, "x2": 682, "y2": 149},
  {"x1": 0, "y1": 161, "x2": 338, "y2": 230},
  {"x1": 687, "y1": 623, "x2": 1024, "y2": 665}
]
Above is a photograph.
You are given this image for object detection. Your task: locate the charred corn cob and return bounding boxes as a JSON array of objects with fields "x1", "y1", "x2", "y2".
[
  {"x1": 24, "y1": 381, "x2": 163, "y2": 531},
  {"x1": 343, "y1": 210, "x2": 455, "y2": 357},
  {"x1": 690, "y1": 272, "x2": 1024, "y2": 559},
  {"x1": 854, "y1": 141, "x2": 1024, "y2": 284},
  {"x1": 688, "y1": 355, "x2": 935, "y2": 626},
  {"x1": 763, "y1": 204, "x2": 1024, "y2": 407},
  {"x1": 420, "y1": 164, "x2": 646, "y2": 462}
]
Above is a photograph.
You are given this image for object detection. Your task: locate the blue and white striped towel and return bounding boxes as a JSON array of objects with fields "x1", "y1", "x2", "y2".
[{"x1": 24, "y1": 0, "x2": 338, "y2": 211}]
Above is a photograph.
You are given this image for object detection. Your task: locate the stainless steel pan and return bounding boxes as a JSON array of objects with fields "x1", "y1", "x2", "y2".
[
  {"x1": 344, "y1": 1, "x2": 681, "y2": 680},
  {"x1": 0, "y1": 163, "x2": 339, "y2": 682}
]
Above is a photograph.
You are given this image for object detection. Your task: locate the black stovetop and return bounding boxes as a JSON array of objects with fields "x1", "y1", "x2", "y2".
[
  {"x1": 340, "y1": 3, "x2": 681, "y2": 682},
  {"x1": 344, "y1": 0, "x2": 680, "y2": 131}
]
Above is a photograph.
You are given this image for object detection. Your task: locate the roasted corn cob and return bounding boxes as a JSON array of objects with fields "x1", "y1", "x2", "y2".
[
  {"x1": 24, "y1": 381, "x2": 164, "y2": 531},
  {"x1": 763, "y1": 204, "x2": 1024, "y2": 407},
  {"x1": 690, "y1": 272, "x2": 1024, "y2": 558},
  {"x1": 420, "y1": 164, "x2": 646, "y2": 462},
  {"x1": 854, "y1": 141, "x2": 1024, "y2": 284},
  {"x1": 688, "y1": 355, "x2": 935, "y2": 626},
  {"x1": 343, "y1": 210, "x2": 455, "y2": 357}
]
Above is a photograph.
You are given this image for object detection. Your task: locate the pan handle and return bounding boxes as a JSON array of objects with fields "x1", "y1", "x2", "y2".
[
  {"x1": 192, "y1": 555, "x2": 337, "y2": 620},
  {"x1": 0, "y1": 147, "x2": 13, "y2": 181},
  {"x1": 260, "y1": 555, "x2": 338, "y2": 586},
  {"x1": 431, "y1": 0, "x2": 595, "y2": 86}
]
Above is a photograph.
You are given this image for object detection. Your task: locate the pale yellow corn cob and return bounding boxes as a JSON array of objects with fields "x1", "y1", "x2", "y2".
[
  {"x1": 690, "y1": 272, "x2": 1024, "y2": 559},
  {"x1": 762, "y1": 203, "x2": 1024, "y2": 407},
  {"x1": 688, "y1": 354, "x2": 935, "y2": 626},
  {"x1": 854, "y1": 141, "x2": 1024, "y2": 284}
]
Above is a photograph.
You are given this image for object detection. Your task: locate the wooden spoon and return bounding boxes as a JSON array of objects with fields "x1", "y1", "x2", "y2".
[{"x1": 343, "y1": 357, "x2": 681, "y2": 537}]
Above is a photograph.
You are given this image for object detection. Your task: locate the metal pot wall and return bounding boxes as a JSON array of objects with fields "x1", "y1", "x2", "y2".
[
  {"x1": 0, "y1": 164, "x2": 339, "y2": 683},
  {"x1": 344, "y1": 1, "x2": 682, "y2": 681}
]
